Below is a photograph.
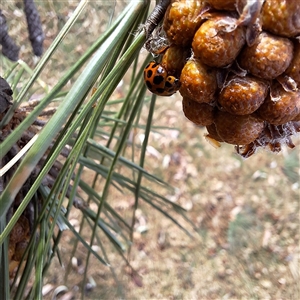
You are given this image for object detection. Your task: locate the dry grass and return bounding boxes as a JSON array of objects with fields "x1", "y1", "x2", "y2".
[{"x1": 2, "y1": 1, "x2": 299, "y2": 299}]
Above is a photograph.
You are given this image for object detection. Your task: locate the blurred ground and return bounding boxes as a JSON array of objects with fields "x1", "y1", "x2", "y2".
[
  {"x1": 48, "y1": 93, "x2": 299, "y2": 299},
  {"x1": 119, "y1": 95, "x2": 300, "y2": 300},
  {"x1": 1, "y1": 1, "x2": 299, "y2": 299}
]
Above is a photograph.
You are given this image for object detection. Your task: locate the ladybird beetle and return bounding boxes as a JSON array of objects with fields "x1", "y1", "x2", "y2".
[{"x1": 144, "y1": 61, "x2": 181, "y2": 96}]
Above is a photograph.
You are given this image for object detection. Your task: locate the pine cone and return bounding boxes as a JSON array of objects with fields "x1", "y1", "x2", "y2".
[
  {"x1": 24, "y1": 0, "x2": 44, "y2": 56},
  {"x1": 0, "y1": 10, "x2": 20, "y2": 61}
]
